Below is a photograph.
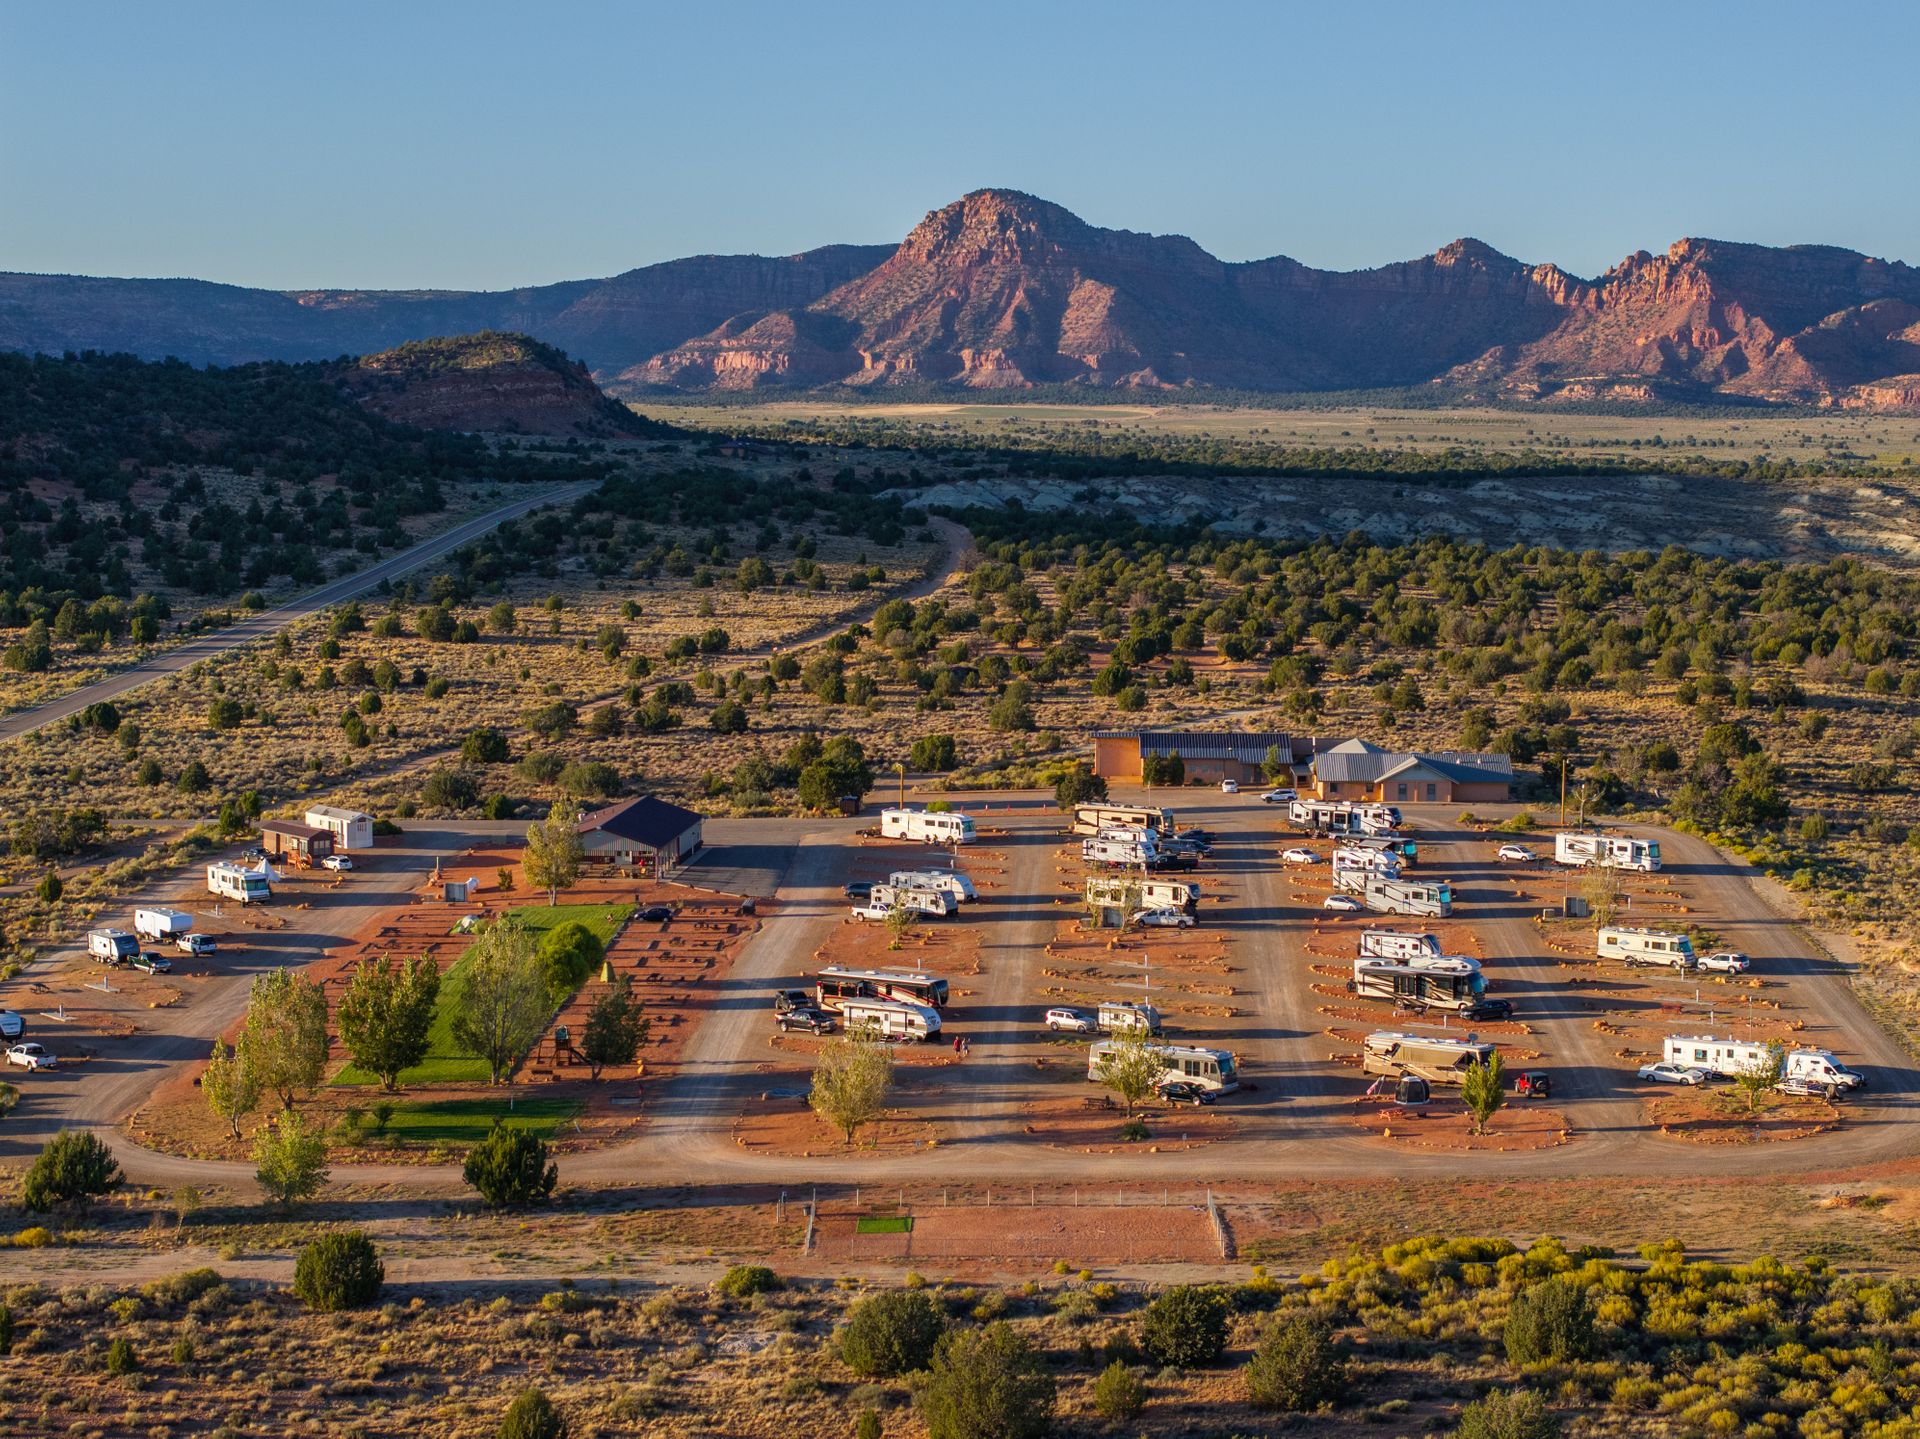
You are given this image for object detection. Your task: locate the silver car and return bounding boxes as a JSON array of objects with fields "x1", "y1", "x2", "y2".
[{"x1": 1637, "y1": 1061, "x2": 1708, "y2": 1085}]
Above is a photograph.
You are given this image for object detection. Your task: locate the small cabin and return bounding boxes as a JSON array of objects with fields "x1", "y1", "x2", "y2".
[{"x1": 260, "y1": 819, "x2": 334, "y2": 865}]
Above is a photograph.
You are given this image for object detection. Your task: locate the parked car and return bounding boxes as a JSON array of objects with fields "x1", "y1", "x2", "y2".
[
  {"x1": 843, "y1": 881, "x2": 873, "y2": 901},
  {"x1": 1150, "y1": 851, "x2": 1199, "y2": 872},
  {"x1": 1180, "y1": 828, "x2": 1217, "y2": 845},
  {"x1": 1322, "y1": 894, "x2": 1363, "y2": 913},
  {"x1": 1281, "y1": 846, "x2": 1319, "y2": 865},
  {"x1": 1156, "y1": 1080, "x2": 1218, "y2": 1107},
  {"x1": 1133, "y1": 907, "x2": 1195, "y2": 929},
  {"x1": 1638, "y1": 1060, "x2": 1709, "y2": 1086},
  {"x1": 1045, "y1": 1007, "x2": 1096, "y2": 1034},
  {"x1": 6, "y1": 1042, "x2": 55, "y2": 1071},
  {"x1": 1496, "y1": 843, "x2": 1538, "y2": 863},
  {"x1": 0, "y1": 1009, "x2": 23, "y2": 1040},
  {"x1": 176, "y1": 933, "x2": 217, "y2": 956},
  {"x1": 1260, "y1": 788, "x2": 1297, "y2": 804},
  {"x1": 773, "y1": 989, "x2": 812, "y2": 1014},
  {"x1": 321, "y1": 854, "x2": 353, "y2": 872},
  {"x1": 1698, "y1": 951, "x2": 1752, "y2": 974},
  {"x1": 638, "y1": 905, "x2": 674, "y2": 923},
  {"x1": 1465, "y1": 997, "x2": 1514, "y2": 1021},
  {"x1": 131, "y1": 951, "x2": 173, "y2": 974},
  {"x1": 778, "y1": 1007, "x2": 836, "y2": 1035},
  {"x1": 1513, "y1": 1070, "x2": 1552, "y2": 1099},
  {"x1": 1219, "y1": 779, "x2": 1239, "y2": 794},
  {"x1": 850, "y1": 903, "x2": 895, "y2": 922}
]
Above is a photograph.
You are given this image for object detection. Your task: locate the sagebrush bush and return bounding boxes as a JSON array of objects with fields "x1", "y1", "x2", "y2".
[
  {"x1": 1092, "y1": 1359, "x2": 1147, "y2": 1421},
  {"x1": 1504, "y1": 1277, "x2": 1596, "y2": 1365},
  {"x1": 498, "y1": 1386, "x2": 568, "y2": 1439},
  {"x1": 716, "y1": 1264, "x2": 778, "y2": 1299},
  {"x1": 1456, "y1": 1389, "x2": 1559, "y2": 1439},
  {"x1": 464, "y1": 1123, "x2": 558, "y2": 1208},
  {"x1": 839, "y1": 1289, "x2": 945, "y2": 1377},
  {"x1": 292, "y1": 1230, "x2": 384, "y2": 1312}
]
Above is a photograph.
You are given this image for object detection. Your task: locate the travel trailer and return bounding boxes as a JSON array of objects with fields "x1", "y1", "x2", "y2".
[
  {"x1": 1289, "y1": 798, "x2": 1362, "y2": 835},
  {"x1": 889, "y1": 869, "x2": 977, "y2": 904},
  {"x1": 880, "y1": 807, "x2": 977, "y2": 846},
  {"x1": 814, "y1": 966, "x2": 950, "y2": 1011},
  {"x1": 868, "y1": 881, "x2": 957, "y2": 919},
  {"x1": 1356, "y1": 805, "x2": 1402, "y2": 835},
  {"x1": 1359, "y1": 930, "x2": 1443, "y2": 961},
  {"x1": 1087, "y1": 1040, "x2": 1239, "y2": 1093},
  {"x1": 1083, "y1": 834, "x2": 1157, "y2": 867},
  {"x1": 1070, "y1": 803, "x2": 1174, "y2": 838},
  {"x1": 1350, "y1": 834, "x2": 1418, "y2": 866},
  {"x1": 1096, "y1": 999, "x2": 1163, "y2": 1035},
  {"x1": 838, "y1": 996, "x2": 942, "y2": 1042},
  {"x1": 1361, "y1": 876, "x2": 1453, "y2": 917},
  {"x1": 1663, "y1": 1034, "x2": 1864, "y2": 1090},
  {"x1": 207, "y1": 861, "x2": 271, "y2": 904},
  {"x1": 1085, "y1": 875, "x2": 1200, "y2": 915},
  {"x1": 87, "y1": 928, "x2": 139, "y2": 964},
  {"x1": 133, "y1": 907, "x2": 193, "y2": 942},
  {"x1": 1555, "y1": 831, "x2": 1661, "y2": 872},
  {"x1": 1334, "y1": 844, "x2": 1404, "y2": 876},
  {"x1": 1598, "y1": 926, "x2": 1695, "y2": 970},
  {"x1": 1361, "y1": 1031, "x2": 1496, "y2": 1086},
  {"x1": 1351, "y1": 955, "x2": 1487, "y2": 1014}
]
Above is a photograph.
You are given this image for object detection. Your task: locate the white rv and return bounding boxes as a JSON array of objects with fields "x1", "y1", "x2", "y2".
[
  {"x1": 889, "y1": 869, "x2": 977, "y2": 904},
  {"x1": 133, "y1": 907, "x2": 193, "y2": 942},
  {"x1": 1335, "y1": 845, "x2": 1404, "y2": 876},
  {"x1": 1351, "y1": 955, "x2": 1487, "y2": 1014},
  {"x1": 207, "y1": 861, "x2": 271, "y2": 905},
  {"x1": 1555, "y1": 831, "x2": 1661, "y2": 872},
  {"x1": 1359, "y1": 930, "x2": 1443, "y2": 961},
  {"x1": 868, "y1": 882, "x2": 956, "y2": 918},
  {"x1": 1083, "y1": 834, "x2": 1157, "y2": 867},
  {"x1": 1087, "y1": 1040, "x2": 1238, "y2": 1093},
  {"x1": 1598, "y1": 926, "x2": 1695, "y2": 970},
  {"x1": 305, "y1": 805, "x2": 375, "y2": 852},
  {"x1": 1663, "y1": 1034, "x2": 1864, "y2": 1090},
  {"x1": 1356, "y1": 805, "x2": 1402, "y2": 835},
  {"x1": 1070, "y1": 803, "x2": 1173, "y2": 838},
  {"x1": 838, "y1": 996, "x2": 942, "y2": 1042},
  {"x1": 1362, "y1": 876, "x2": 1453, "y2": 917},
  {"x1": 1096, "y1": 999, "x2": 1163, "y2": 1035},
  {"x1": 87, "y1": 928, "x2": 139, "y2": 964},
  {"x1": 814, "y1": 966, "x2": 949, "y2": 1010},
  {"x1": 881, "y1": 807, "x2": 977, "y2": 846},
  {"x1": 1289, "y1": 798, "x2": 1361, "y2": 834},
  {"x1": 1086, "y1": 875, "x2": 1200, "y2": 915},
  {"x1": 1361, "y1": 1031, "x2": 1496, "y2": 1086}
]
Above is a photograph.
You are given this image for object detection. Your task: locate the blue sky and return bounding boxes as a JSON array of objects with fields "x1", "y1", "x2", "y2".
[{"x1": 4, "y1": 1, "x2": 1915, "y2": 290}]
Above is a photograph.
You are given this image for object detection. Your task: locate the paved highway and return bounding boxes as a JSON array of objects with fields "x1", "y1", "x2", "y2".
[{"x1": 0, "y1": 479, "x2": 598, "y2": 744}]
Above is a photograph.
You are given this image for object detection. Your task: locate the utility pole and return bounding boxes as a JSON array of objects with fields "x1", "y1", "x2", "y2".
[
  {"x1": 895, "y1": 761, "x2": 906, "y2": 810},
  {"x1": 1559, "y1": 756, "x2": 1568, "y2": 827}
]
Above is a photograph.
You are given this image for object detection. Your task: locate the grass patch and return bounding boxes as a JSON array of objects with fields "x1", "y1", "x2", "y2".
[
  {"x1": 855, "y1": 1215, "x2": 914, "y2": 1234},
  {"x1": 336, "y1": 902, "x2": 630, "y2": 1087},
  {"x1": 371, "y1": 1097, "x2": 582, "y2": 1145}
]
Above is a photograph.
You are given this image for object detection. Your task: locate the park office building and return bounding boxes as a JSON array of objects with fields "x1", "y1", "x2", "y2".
[
  {"x1": 576, "y1": 795, "x2": 704, "y2": 876},
  {"x1": 1092, "y1": 730, "x2": 1309, "y2": 788},
  {"x1": 1309, "y1": 738, "x2": 1513, "y2": 804}
]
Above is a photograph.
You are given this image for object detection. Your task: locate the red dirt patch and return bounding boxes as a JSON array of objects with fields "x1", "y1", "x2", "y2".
[
  {"x1": 1347, "y1": 1098, "x2": 1576, "y2": 1151},
  {"x1": 811, "y1": 1204, "x2": 1221, "y2": 1262},
  {"x1": 1646, "y1": 1088, "x2": 1845, "y2": 1144}
]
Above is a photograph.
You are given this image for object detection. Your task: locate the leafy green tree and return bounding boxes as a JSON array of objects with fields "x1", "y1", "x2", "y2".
[
  {"x1": 809, "y1": 1024, "x2": 895, "y2": 1145},
  {"x1": 536, "y1": 919, "x2": 605, "y2": 996},
  {"x1": 1095, "y1": 1028, "x2": 1167, "y2": 1119},
  {"x1": 1503, "y1": 1277, "x2": 1597, "y2": 1364},
  {"x1": 253, "y1": 1112, "x2": 329, "y2": 1206},
  {"x1": 293, "y1": 1231, "x2": 384, "y2": 1311},
  {"x1": 1053, "y1": 766, "x2": 1108, "y2": 811},
  {"x1": 21, "y1": 1130, "x2": 122, "y2": 1212},
  {"x1": 201, "y1": 1040, "x2": 262, "y2": 1139},
  {"x1": 337, "y1": 955, "x2": 441, "y2": 1092},
  {"x1": 1139, "y1": 1285, "x2": 1231, "y2": 1368},
  {"x1": 918, "y1": 1322, "x2": 1056, "y2": 1439},
  {"x1": 1462, "y1": 1052, "x2": 1505, "y2": 1136},
  {"x1": 839, "y1": 1289, "x2": 946, "y2": 1377},
  {"x1": 497, "y1": 1387, "x2": 568, "y2": 1439},
  {"x1": 241, "y1": 969, "x2": 329, "y2": 1112},
  {"x1": 1141, "y1": 751, "x2": 1185, "y2": 786},
  {"x1": 451, "y1": 923, "x2": 550, "y2": 1085},
  {"x1": 581, "y1": 977, "x2": 647, "y2": 1079},
  {"x1": 1733, "y1": 1039, "x2": 1787, "y2": 1114},
  {"x1": 1245, "y1": 1311, "x2": 1347, "y2": 1411},
  {"x1": 523, "y1": 800, "x2": 584, "y2": 904},
  {"x1": 463, "y1": 1122, "x2": 558, "y2": 1207}
]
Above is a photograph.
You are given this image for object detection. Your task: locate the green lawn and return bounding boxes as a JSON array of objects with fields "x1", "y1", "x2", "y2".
[
  {"x1": 855, "y1": 1215, "x2": 914, "y2": 1234},
  {"x1": 335, "y1": 902, "x2": 631, "y2": 1087},
  {"x1": 364, "y1": 1097, "x2": 583, "y2": 1145}
]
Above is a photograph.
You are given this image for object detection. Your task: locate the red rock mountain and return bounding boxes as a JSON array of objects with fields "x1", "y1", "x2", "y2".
[{"x1": 6, "y1": 192, "x2": 1919, "y2": 408}]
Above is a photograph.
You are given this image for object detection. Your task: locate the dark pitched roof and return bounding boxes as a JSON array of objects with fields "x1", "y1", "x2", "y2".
[
  {"x1": 576, "y1": 795, "x2": 703, "y2": 848},
  {"x1": 260, "y1": 819, "x2": 329, "y2": 841},
  {"x1": 1095, "y1": 730, "x2": 1302, "y2": 765}
]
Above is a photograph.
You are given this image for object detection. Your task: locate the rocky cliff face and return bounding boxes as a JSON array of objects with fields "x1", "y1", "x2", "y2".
[{"x1": 6, "y1": 194, "x2": 1920, "y2": 409}]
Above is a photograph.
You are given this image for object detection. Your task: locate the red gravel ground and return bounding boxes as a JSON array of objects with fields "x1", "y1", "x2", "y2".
[{"x1": 812, "y1": 1203, "x2": 1221, "y2": 1262}]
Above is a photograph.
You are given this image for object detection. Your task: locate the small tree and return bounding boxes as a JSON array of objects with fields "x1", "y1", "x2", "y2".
[
  {"x1": 1092, "y1": 1360, "x2": 1148, "y2": 1422},
  {"x1": 253, "y1": 1112, "x2": 329, "y2": 1206},
  {"x1": 21, "y1": 1130, "x2": 122, "y2": 1212},
  {"x1": 910, "y1": 733, "x2": 959, "y2": 771},
  {"x1": 581, "y1": 977, "x2": 647, "y2": 1079},
  {"x1": 240, "y1": 968, "x2": 329, "y2": 1112},
  {"x1": 293, "y1": 1230, "x2": 384, "y2": 1311},
  {"x1": 464, "y1": 1121, "x2": 558, "y2": 1207},
  {"x1": 451, "y1": 922, "x2": 551, "y2": 1084},
  {"x1": 535, "y1": 920, "x2": 604, "y2": 996},
  {"x1": 1261, "y1": 745, "x2": 1292, "y2": 783},
  {"x1": 1245, "y1": 1310, "x2": 1347, "y2": 1411},
  {"x1": 337, "y1": 954, "x2": 440, "y2": 1092},
  {"x1": 1141, "y1": 751, "x2": 1185, "y2": 787},
  {"x1": 1732, "y1": 1039, "x2": 1787, "y2": 1114},
  {"x1": 1455, "y1": 1390, "x2": 1559, "y2": 1439},
  {"x1": 1503, "y1": 1276, "x2": 1597, "y2": 1364},
  {"x1": 497, "y1": 1387, "x2": 568, "y2": 1439},
  {"x1": 201, "y1": 1040, "x2": 261, "y2": 1139},
  {"x1": 1094, "y1": 1028, "x2": 1167, "y2": 1118},
  {"x1": 809, "y1": 1024, "x2": 895, "y2": 1145},
  {"x1": 1580, "y1": 862, "x2": 1622, "y2": 928},
  {"x1": 523, "y1": 800, "x2": 584, "y2": 905},
  {"x1": 1139, "y1": 1284, "x2": 1231, "y2": 1368},
  {"x1": 1053, "y1": 766, "x2": 1108, "y2": 811},
  {"x1": 918, "y1": 1322, "x2": 1056, "y2": 1439},
  {"x1": 839, "y1": 1289, "x2": 946, "y2": 1377},
  {"x1": 1462, "y1": 1051, "x2": 1505, "y2": 1135},
  {"x1": 883, "y1": 904, "x2": 917, "y2": 951}
]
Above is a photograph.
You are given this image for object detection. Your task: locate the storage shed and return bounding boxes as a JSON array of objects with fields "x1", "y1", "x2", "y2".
[{"x1": 305, "y1": 805, "x2": 374, "y2": 851}]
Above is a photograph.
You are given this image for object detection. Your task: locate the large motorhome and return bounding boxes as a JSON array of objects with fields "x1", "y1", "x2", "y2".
[
  {"x1": 1288, "y1": 798, "x2": 1362, "y2": 835},
  {"x1": 880, "y1": 807, "x2": 977, "y2": 846},
  {"x1": 207, "y1": 861, "x2": 271, "y2": 904},
  {"x1": 839, "y1": 996, "x2": 942, "y2": 1042},
  {"x1": 814, "y1": 966, "x2": 950, "y2": 1011},
  {"x1": 1334, "y1": 844, "x2": 1404, "y2": 876},
  {"x1": 1555, "y1": 831, "x2": 1661, "y2": 872},
  {"x1": 889, "y1": 869, "x2": 977, "y2": 904},
  {"x1": 1663, "y1": 1034, "x2": 1865, "y2": 1090},
  {"x1": 1598, "y1": 926, "x2": 1695, "y2": 970},
  {"x1": 1087, "y1": 1040, "x2": 1239, "y2": 1093},
  {"x1": 868, "y1": 881, "x2": 957, "y2": 918},
  {"x1": 1085, "y1": 875, "x2": 1200, "y2": 915},
  {"x1": 1351, "y1": 955, "x2": 1486, "y2": 1014},
  {"x1": 1070, "y1": 803, "x2": 1173, "y2": 838},
  {"x1": 1359, "y1": 930, "x2": 1443, "y2": 961},
  {"x1": 1362, "y1": 1031, "x2": 1496, "y2": 1086},
  {"x1": 1362, "y1": 876, "x2": 1453, "y2": 917},
  {"x1": 1096, "y1": 999, "x2": 1163, "y2": 1035},
  {"x1": 1083, "y1": 834, "x2": 1157, "y2": 868}
]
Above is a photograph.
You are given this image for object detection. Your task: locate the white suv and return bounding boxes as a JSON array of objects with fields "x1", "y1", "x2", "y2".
[{"x1": 1044, "y1": 1007, "x2": 1096, "y2": 1033}]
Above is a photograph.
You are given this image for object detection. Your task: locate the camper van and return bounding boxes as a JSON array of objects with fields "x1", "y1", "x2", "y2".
[
  {"x1": 1359, "y1": 930, "x2": 1443, "y2": 961},
  {"x1": 1361, "y1": 1031, "x2": 1496, "y2": 1086},
  {"x1": 1083, "y1": 834, "x2": 1157, "y2": 867},
  {"x1": 1555, "y1": 831, "x2": 1661, "y2": 872},
  {"x1": 1085, "y1": 875, "x2": 1200, "y2": 916},
  {"x1": 838, "y1": 996, "x2": 942, "y2": 1042},
  {"x1": 1087, "y1": 1040, "x2": 1238, "y2": 1093},
  {"x1": 1096, "y1": 1000, "x2": 1163, "y2": 1035},
  {"x1": 1361, "y1": 876, "x2": 1453, "y2": 917},
  {"x1": 889, "y1": 869, "x2": 977, "y2": 904},
  {"x1": 814, "y1": 966, "x2": 950, "y2": 1011},
  {"x1": 869, "y1": 882, "x2": 957, "y2": 919},
  {"x1": 207, "y1": 861, "x2": 272, "y2": 904},
  {"x1": 1351, "y1": 955, "x2": 1487, "y2": 1014},
  {"x1": 880, "y1": 807, "x2": 977, "y2": 846},
  {"x1": 1289, "y1": 799, "x2": 1361, "y2": 835},
  {"x1": 1070, "y1": 803, "x2": 1173, "y2": 838},
  {"x1": 87, "y1": 928, "x2": 139, "y2": 965},
  {"x1": 1663, "y1": 1034, "x2": 1865, "y2": 1090},
  {"x1": 1598, "y1": 926, "x2": 1695, "y2": 970}
]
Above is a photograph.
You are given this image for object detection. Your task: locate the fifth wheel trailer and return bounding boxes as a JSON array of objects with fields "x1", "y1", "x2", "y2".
[
  {"x1": 1555, "y1": 831, "x2": 1661, "y2": 872},
  {"x1": 1087, "y1": 1040, "x2": 1238, "y2": 1093},
  {"x1": 1070, "y1": 803, "x2": 1173, "y2": 837}
]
